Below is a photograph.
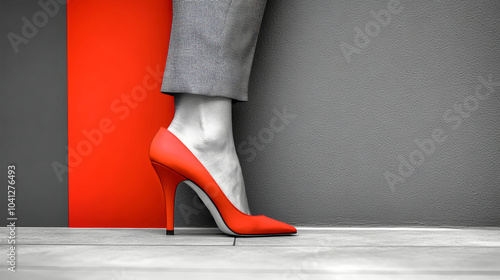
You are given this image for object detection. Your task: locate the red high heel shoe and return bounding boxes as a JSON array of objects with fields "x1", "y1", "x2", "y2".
[{"x1": 149, "y1": 127, "x2": 297, "y2": 236}]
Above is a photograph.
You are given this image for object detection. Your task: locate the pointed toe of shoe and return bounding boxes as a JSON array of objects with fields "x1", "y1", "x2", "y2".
[
  {"x1": 249, "y1": 215, "x2": 297, "y2": 235},
  {"x1": 274, "y1": 220, "x2": 297, "y2": 235}
]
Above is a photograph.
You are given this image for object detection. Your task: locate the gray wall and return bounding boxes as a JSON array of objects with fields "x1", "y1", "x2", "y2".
[
  {"x1": 1, "y1": 0, "x2": 499, "y2": 227},
  {"x1": 232, "y1": 0, "x2": 500, "y2": 226},
  {"x1": 0, "y1": 0, "x2": 68, "y2": 226}
]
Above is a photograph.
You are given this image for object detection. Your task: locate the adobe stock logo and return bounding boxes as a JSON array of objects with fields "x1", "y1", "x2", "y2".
[
  {"x1": 384, "y1": 74, "x2": 500, "y2": 191},
  {"x1": 51, "y1": 64, "x2": 164, "y2": 182},
  {"x1": 7, "y1": 0, "x2": 68, "y2": 54},
  {"x1": 237, "y1": 107, "x2": 296, "y2": 162},
  {"x1": 340, "y1": 0, "x2": 404, "y2": 63}
]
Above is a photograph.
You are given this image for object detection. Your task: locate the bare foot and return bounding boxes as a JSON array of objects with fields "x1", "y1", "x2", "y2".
[{"x1": 167, "y1": 94, "x2": 251, "y2": 214}]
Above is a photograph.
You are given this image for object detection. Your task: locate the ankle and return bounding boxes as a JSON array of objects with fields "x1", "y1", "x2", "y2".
[
  {"x1": 168, "y1": 94, "x2": 234, "y2": 151},
  {"x1": 168, "y1": 119, "x2": 232, "y2": 150}
]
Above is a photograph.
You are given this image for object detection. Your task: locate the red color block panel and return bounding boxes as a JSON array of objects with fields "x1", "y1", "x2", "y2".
[{"x1": 67, "y1": 0, "x2": 173, "y2": 227}]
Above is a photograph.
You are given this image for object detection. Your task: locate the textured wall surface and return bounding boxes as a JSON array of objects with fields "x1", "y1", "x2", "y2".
[
  {"x1": 232, "y1": 0, "x2": 500, "y2": 226},
  {"x1": 0, "y1": 0, "x2": 68, "y2": 226}
]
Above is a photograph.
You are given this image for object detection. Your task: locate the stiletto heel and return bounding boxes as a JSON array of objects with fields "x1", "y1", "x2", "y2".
[
  {"x1": 151, "y1": 162, "x2": 186, "y2": 235},
  {"x1": 149, "y1": 127, "x2": 297, "y2": 236}
]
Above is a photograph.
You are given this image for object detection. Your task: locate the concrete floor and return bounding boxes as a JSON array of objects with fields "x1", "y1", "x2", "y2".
[{"x1": 1, "y1": 227, "x2": 499, "y2": 279}]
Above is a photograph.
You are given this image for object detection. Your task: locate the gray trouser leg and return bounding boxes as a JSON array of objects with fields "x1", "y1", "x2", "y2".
[{"x1": 161, "y1": 0, "x2": 267, "y2": 102}]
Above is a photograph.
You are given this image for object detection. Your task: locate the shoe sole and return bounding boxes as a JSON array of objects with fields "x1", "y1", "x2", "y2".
[{"x1": 183, "y1": 180, "x2": 296, "y2": 237}]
